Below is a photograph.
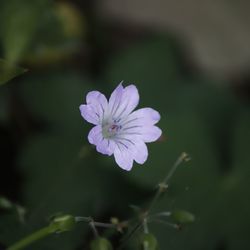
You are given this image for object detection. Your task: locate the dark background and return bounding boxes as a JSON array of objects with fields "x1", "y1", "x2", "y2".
[{"x1": 0, "y1": 0, "x2": 250, "y2": 249}]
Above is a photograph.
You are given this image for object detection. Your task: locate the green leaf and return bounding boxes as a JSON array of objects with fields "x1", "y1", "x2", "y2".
[
  {"x1": 0, "y1": 0, "x2": 50, "y2": 63},
  {"x1": 0, "y1": 196, "x2": 13, "y2": 210},
  {"x1": 0, "y1": 59, "x2": 26, "y2": 85},
  {"x1": 19, "y1": 71, "x2": 91, "y2": 131}
]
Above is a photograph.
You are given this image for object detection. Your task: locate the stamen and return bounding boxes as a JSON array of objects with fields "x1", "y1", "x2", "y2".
[{"x1": 102, "y1": 121, "x2": 122, "y2": 139}]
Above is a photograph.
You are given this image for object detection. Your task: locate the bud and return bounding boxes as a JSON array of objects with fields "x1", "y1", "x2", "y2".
[
  {"x1": 90, "y1": 237, "x2": 113, "y2": 250},
  {"x1": 110, "y1": 217, "x2": 119, "y2": 225},
  {"x1": 50, "y1": 214, "x2": 76, "y2": 233},
  {"x1": 171, "y1": 210, "x2": 195, "y2": 224},
  {"x1": 140, "y1": 233, "x2": 158, "y2": 250}
]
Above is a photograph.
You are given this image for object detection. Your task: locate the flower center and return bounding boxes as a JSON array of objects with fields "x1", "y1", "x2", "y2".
[{"x1": 102, "y1": 120, "x2": 122, "y2": 139}]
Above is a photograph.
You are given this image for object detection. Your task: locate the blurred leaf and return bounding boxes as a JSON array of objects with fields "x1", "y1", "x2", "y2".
[
  {"x1": 0, "y1": 0, "x2": 50, "y2": 63},
  {"x1": 19, "y1": 71, "x2": 92, "y2": 132},
  {"x1": 0, "y1": 196, "x2": 26, "y2": 223},
  {"x1": 23, "y1": 2, "x2": 84, "y2": 66},
  {"x1": 105, "y1": 35, "x2": 185, "y2": 112},
  {"x1": 55, "y1": 2, "x2": 85, "y2": 39},
  {"x1": 0, "y1": 59, "x2": 26, "y2": 85},
  {"x1": 0, "y1": 196, "x2": 13, "y2": 210}
]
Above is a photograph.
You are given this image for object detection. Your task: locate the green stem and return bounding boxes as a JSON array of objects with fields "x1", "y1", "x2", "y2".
[
  {"x1": 7, "y1": 226, "x2": 54, "y2": 250},
  {"x1": 147, "y1": 152, "x2": 188, "y2": 212},
  {"x1": 117, "y1": 153, "x2": 188, "y2": 249}
]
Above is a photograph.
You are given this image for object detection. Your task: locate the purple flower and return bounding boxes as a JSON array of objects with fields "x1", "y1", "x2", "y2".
[{"x1": 79, "y1": 83, "x2": 162, "y2": 171}]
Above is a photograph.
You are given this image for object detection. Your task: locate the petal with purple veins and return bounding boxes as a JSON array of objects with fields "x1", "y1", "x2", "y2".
[
  {"x1": 88, "y1": 125, "x2": 102, "y2": 144},
  {"x1": 80, "y1": 104, "x2": 99, "y2": 125},
  {"x1": 123, "y1": 108, "x2": 160, "y2": 127},
  {"x1": 86, "y1": 91, "x2": 108, "y2": 121},
  {"x1": 114, "y1": 143, "x2": 134, "y2": 171},
  {"x1": 96, "y1": 138, "x2": 116, "y2": 156},
  {"x1": 132, "y1": 140, "x2": 148, "y2": 164},
  {"x1": 114, "y1": 135, "x2": 148, "y2": 166},
  {"x1": 113, "y1": 85, "x2": 139, "y2": 119},
  {"x1": 141, "y1": 126, "x2": 162, "y2": 142},
  {"x1": 119, "y1": 125, "x2": 162, "y2": 143},
  {"x1": 108, "y1": 83, "x2": 124, "y2": 116}
]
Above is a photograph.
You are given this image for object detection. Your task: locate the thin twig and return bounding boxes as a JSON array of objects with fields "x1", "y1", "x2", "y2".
[
  {"x1": 75, "y1": 216, "x2": 116, "y2": 229},
  {"x1": 147, "y1": 152, "x2": 188, "y2": 212},
  {"x1": 117, "y1": 152, "x2": 188, "y2": 249},
  {"x1": 117, "y1": 222, "x2": 142, "y2": 250}
]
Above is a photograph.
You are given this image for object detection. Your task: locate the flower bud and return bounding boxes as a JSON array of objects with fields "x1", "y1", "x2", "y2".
[
  {"x1": 50, "y1": 214, "x2": 76, "y2": 233},
  {"x1": 171, "y1": 210, "x2": 195, "y2": 224},
  {"x1": 90, "y1": 237, "x2": 113, "y2": 250},
  {"x1": 140, "y1": 233, "x2": 158, "y2": 250}
]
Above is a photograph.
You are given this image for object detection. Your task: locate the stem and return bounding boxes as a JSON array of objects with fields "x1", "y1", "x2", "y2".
[
  {"x1": 147, "y1": 152, "x2": 188, "y2": 212},
  {"x1": 149, "y1": 218, "x2": 180, "y2": 230},
  {"x1": 117, "y1": 153, "x2": 188, "y2": 249},
  {"x1": 143, "y1": 219, "x2": 149, "y2": 234},
  {"x1": 89, "y1": 220, "x2": 99, "y2": 238},
  {"x1": 117, "y1": 222, "x2": 142, "y2": 250},
  {"x1": 7, "y1": 226, "x2": 54, "y2": 250},
  {"x1": 163, "y1": 152, "x2": 188, "y2": 184},
  {"x1": 75, "y1": 217, "x2": 116, "y2": 229}
]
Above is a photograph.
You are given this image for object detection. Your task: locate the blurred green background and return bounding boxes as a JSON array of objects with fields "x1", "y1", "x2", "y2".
[{"x1": 0, "y1": 0, "x2": 250, "y2": 249}]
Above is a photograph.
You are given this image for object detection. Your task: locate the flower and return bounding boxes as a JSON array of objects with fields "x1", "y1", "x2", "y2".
[{"x1": 79, "y1": 82, "x2": 162, "y2": 171}]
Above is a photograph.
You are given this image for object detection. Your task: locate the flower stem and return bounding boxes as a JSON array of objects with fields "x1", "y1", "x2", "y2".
[
  {"x1": 147, "y1": 152, "x2": 189, "y2": 212},
  {"x1": 75, "y1": 216, "x2": 116, "y2": 229},
  {"x1": 117, "y1": 153, "x2": 189, "y2": 249},
  {"x1": 7, "y1": 226, "x2": 54, "y2": 250},
  {"x1": 7, "y1": 214, "x2": 76, "y2": 250}
]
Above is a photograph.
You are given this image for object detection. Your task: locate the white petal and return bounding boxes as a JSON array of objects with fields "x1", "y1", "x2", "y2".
[
  {"x1": 118, "y1": 125, "x2": 162, "y2": 143},
  {"x1": 80, "y1": 104, "x2": 99, "y2": 125},
  {"x1": 141, "y1": 126, "x2": 162, "y2": 142},
  {"x1": 114, "y1": 143, "x2": 134, "y2": 171},
  {"x1": 108, "y1": 83, "x2": 124, "y2": 117},
  {"x1": 88, "y1": 125, "x2": 102, "y2": 145},
  {"x1": 113, "y1": 85, "x2": 139, "y2": 119},
  {"x1": 88, "y1": 126, "x2": 116, "y2": 156},
  {"x1": 133, "y1": 140, "x2": 148, "y2": 164},
  {"x1": 96, "y1": 139, "x2": 116, "y2": 156},
  {"x1": 114, "y1": 136, "x2": 148, "y2": 165},
  {"x1": 122, "y1": 108, "x2": 160, "y2": 127},
  {"x1": 86, "y1": 91, "x2": 108, "y2": 121}
]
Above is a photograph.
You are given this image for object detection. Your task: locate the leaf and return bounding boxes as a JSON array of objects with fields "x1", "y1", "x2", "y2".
[
  {"x1": 0, "y1": 59, "x2": 26, "y2": 85},
  {"x1": 0, "y1": 0, "x2": 50, "y2": 63},
  {"x1": 23, "y1": 2, "x2": 84, "y2": 66},
  {"x1": 19, "y1": 71, "x2": 92, "y2": 132}
]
